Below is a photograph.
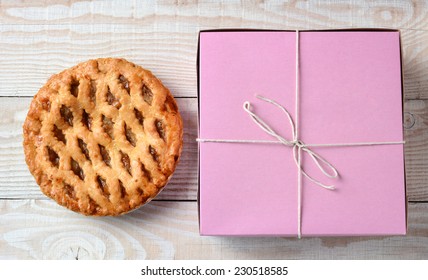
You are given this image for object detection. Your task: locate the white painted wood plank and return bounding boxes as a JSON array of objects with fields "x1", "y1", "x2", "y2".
[
  {"x1": 0, "y1": 200, "x2": 427, "y2": 259},
  {"x1": 1, "y1": 0, "x2": 428, "y2": 261},
  {"x1": 0, "y1": 23, "x2": 197, "y2": 98},
  {"x1": 0, "y1": 97, "x2": 198, "y2": 200},
  {"x1": 0, "y1": 2, "x2": 428, "y2": 99},
  {"x1": 0, "y1": 1, "x2": 426, "y2": 30},
  {"x1": 0, "y1": 27, "x2": 426, "y2": 99},
  {"x1": 404, "y1": 100, "x2": 428, "y2": 201},
  {"x1": 2, "y1": 97, "x2": 428, "y2": 201}
]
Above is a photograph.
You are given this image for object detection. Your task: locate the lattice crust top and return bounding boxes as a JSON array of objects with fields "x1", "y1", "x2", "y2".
[{"x1": 23, "y1": 58, "x2": 183, "y2": 216}]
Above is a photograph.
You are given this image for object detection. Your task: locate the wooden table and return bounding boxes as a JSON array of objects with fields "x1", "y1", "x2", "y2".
[{"x1": 1, "y1": 0, "x2": 427, "y2": 260}]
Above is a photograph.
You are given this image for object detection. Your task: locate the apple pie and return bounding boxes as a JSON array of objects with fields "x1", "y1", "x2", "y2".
[{"x1": 23, "y1": 58, "x2": 183, "y2": 216}]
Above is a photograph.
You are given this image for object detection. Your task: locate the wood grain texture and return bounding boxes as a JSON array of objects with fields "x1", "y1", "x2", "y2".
[
  {"x1": 3, "y1": 98, "x2": 427, "y2": 201},
  {"x1": 404, "y1": 99, "x2": 428, "y2": 201},
  {"x1": 1, "y1": 0, "x2": 428, "y2": 260},
  {"x1": 0, "y1": 0, "x2": 427, "y2": 29},
  {"x1": 0, "y1": 97, "x2": 198, "y2": 200},
  {"x1": 1, "y1": 1, "x2": 428, "y2": 99},
  {"x1": 402, "y1": 29, "x2": 428, "y2": 99},
  {"x1": 1, "y1": 200, "x2": 427, "y2": 260},
  {"x1": 0, "y1": 24, "x2": 197, "y2": 98}
]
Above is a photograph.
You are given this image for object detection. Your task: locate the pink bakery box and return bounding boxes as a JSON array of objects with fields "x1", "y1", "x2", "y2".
[{"x1": 197, "y1": 29, "x2": 407, "y2": 237}]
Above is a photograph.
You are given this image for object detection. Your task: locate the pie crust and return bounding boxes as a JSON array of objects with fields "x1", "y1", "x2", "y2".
[{"x1": 23, "y1": 58, "x2": 183, "y2": 216}]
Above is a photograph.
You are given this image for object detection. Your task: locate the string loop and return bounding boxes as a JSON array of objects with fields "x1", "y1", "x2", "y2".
[{"x1": 244, "y1": 95, "x2": 339, "y2": 190}]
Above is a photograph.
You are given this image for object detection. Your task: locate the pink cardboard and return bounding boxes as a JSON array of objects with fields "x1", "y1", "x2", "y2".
[{"x1": 198, "y1": 30, "x2": 406, "y2": 236}]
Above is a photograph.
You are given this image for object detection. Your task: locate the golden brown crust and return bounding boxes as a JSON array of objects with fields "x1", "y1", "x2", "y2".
[{"x1": 23, "y1": 58, "x2": 183, "y2": 216}]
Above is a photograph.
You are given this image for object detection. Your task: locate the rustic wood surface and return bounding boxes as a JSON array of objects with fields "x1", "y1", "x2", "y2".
[{"x1": 0, "y1": 0, "x2": 427, "y2": 259}]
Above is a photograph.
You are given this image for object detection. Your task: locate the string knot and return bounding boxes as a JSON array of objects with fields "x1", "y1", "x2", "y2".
[{"x1": 293, "y1": 139, "x2": 305, "y2": 149}]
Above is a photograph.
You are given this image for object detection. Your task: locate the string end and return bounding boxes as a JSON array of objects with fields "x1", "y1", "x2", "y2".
[{"x1": 243, "y1": 101, "x2": 251, "y2": 110}]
